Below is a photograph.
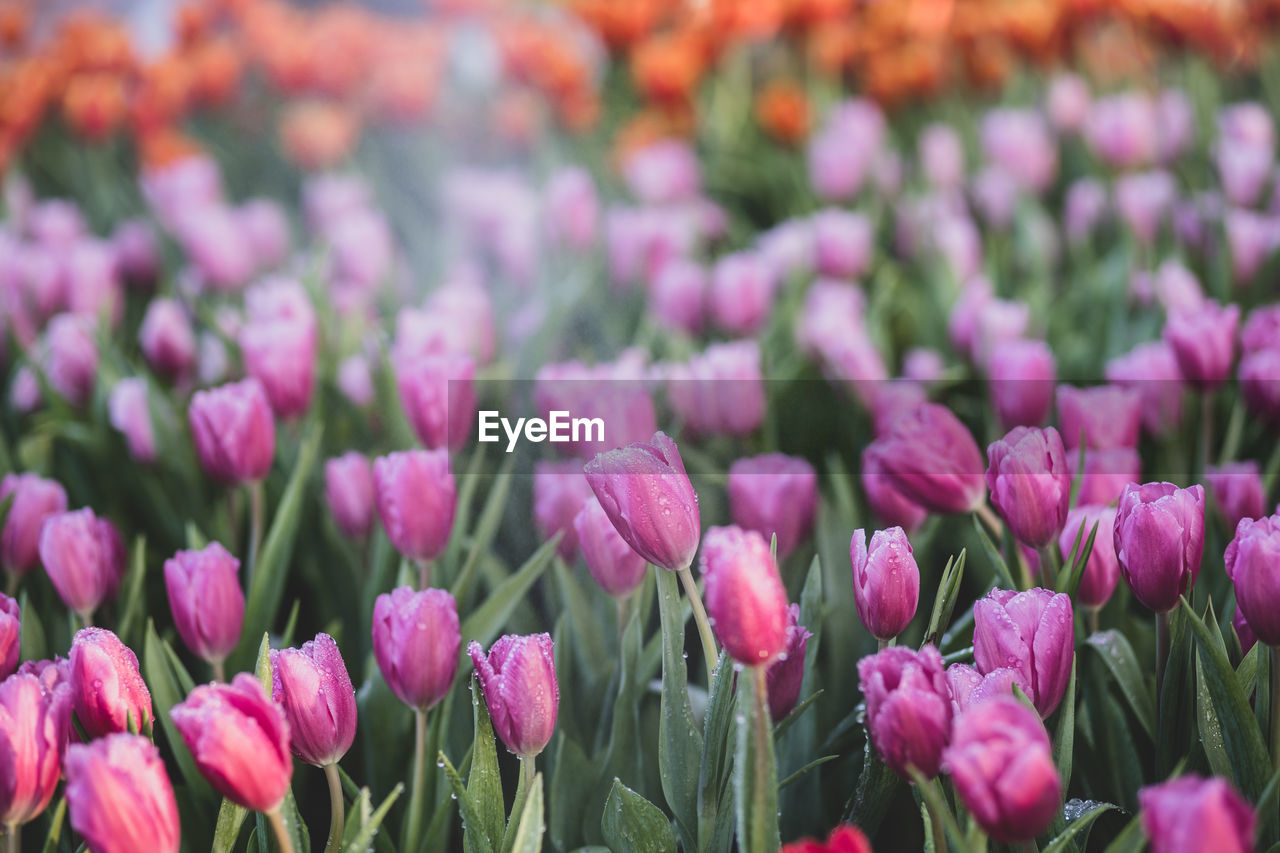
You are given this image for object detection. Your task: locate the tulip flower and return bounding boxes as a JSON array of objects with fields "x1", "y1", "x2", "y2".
[
  {"x1": 707, "y1": 252, "x2": 776, "y2": 336},
  {"x1": 138, "y1": 298, "x2": 196, "y2": 382},
  {"x1": 860, "y1": 447, "x2": 928, "y2": 534},
  {"x1": 469, "y1": 633, "x2": 559, "y2": 758},
  {"x1": 812, "y1": 208, "x2": 873, "y2": 279},
  {"x1": 0, "y1": 593, "x2": 18, "y2": 679},
  {"x1": 945, "y1": 663, "x2": 1027, "y2": 715},
  {"x1": 1240, "y1": 349, "x2": 1280, "y2": 424},
  {"x1": 667, "y1": 341, "x2": 767, "y2": 438},
  {"x1": 64, "y1": 734, "x2": 181, "y2": 853},
  {"x1": 188, "y1": 378, "x2": 276, "y2": 485},
  {"x1": 163, "y1": 543, "x2": 244, "y2": 677},
  {"x1": 373, "y1": 450, "x2": 456, "y2": 582},
  {"x1": 944, "y1": 696, "x2": 1061, "y2": 843},
  {"x1": 779, "y1": 825, "x2": 873, "y2": 853},
  {"x1": 1140, "y1": 775, "x2": 1255, "y2": 853},
  {"x1": 988, "y1": 339, "x2": 1056, "y2": 429},
  {"x1": 1066, "y1": 446, "x2": 1141, "y2": 507},
  {"x1": 1225, "y1": 514, "x2": 1280, "y2": 646},
  {"x1": 111, "y1": 219, "x2": 160, "y2": 290},
  {"x1": 324, "y1": 453, "x2": 375, "y2": 541},
  {"x1": 985, "y1": 426, "x2": 1072, "y2": 549},
  {"x1": 0, "y1": 673, "x2": 65, "y2": 833},
  {"x1": 1233, "y1": 604, "x2": 1258, "y2": 656},
  {"x1": 1205, "y1": 462, "x2": 1266, "y2": 532},
  {"x1": 1115, "y1": 482, "x2": 1206, "y2": 613},
  {"x1": 38, "y1": 508, "x2": 125, "y2": 623},
  {"x1": 271, "y1": 633, "x2": 356, "y2": 767},
  {"x1": 533, "y1": 461, "x2": 595, "y2": 561},
  {"x1": 574, "y1": 496, "x2": 647, "y2": 599},
  {"x1": 862, "y1": 403, "x2": 986, "y2": 515},
  {"x1": 239, "y1": 318, "x2": 318, "y2": 420},
  {"x1": 765, "y1": 604, "x2": 812, "y2": 720},
  {"x1": 42, "y1": 313, "x2": 98, "y2": 406},
  {"x1": 544, "y1": 167, "x2": 598, "y2": 251},
  {"x1": 649, "y1": 259, "x2": 707, "y2": 335},
  {"x1": 851, "y1": 527, "x2": 920, "y2": 641},
  {"x1": 1060, "y1": 506, "x2": 1120, "y2": 612},
  {"x1": 857, "y1": 645, "x2": 951, "y2": 779},
  {"x1": 395, "y1": 353, "x2": 477, "y2": 452},
  {"x1": 727, "y1": 454, "x2": 818, "y2": 561},
  {"x1": 108, "y1": 378, "x2": 157, "y2": 464},
  {"x1": 973, "y1": 588, "x2": 1074, "y2": 717},
  {"x1": 372, "y1": 587, "x2": 460, "y2": 711},
  {"x1": 1106, "y1": 341, "x2": 1186, "y2": 438},
  {"x1": 69, "y1": 627, "x2": 153, "y2": 738},
  {"x1": 1, "y1": 473, "x2": 67, "y2": 577},
  {"x1": 1164, "y1": 301, "x2": 1240, "y2": 391},
  {"x1": 1056, "y1": 384, "x2": 1142, "y2": 450},
  {"x1": 699, "y1": 526, "x2": 790, "y2": 666}
]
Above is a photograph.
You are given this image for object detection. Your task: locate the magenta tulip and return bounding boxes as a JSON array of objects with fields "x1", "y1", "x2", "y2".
[
  {"x1": 765, "y1": 604, "x2": 812, "y2": 720},
  {"x1": 1140, "y1": 775, "x2": 1255, "y2": 853},
  {"x1": 1240, "y1": 349, "x2": 1280, "y2": 424},
  {"x1": 69, "y1": 627, "x2": 153, "y2": 738},
  {"x1": 1164, "y1": 301, "x2": 1240, "y2": 392},
  {"x1": 271, "y1": 633, "x2": 356, "y2": 766},
  {"x1": 42, "y1": 313, "x2": 98, "y2": 406},
  {"x1": 533, "y1": 460, "x2": 595, "y2": 561},
  {"x1": 700, "y1": 526, "x2": 790, "y2": 666},
  {"x1": 188, "y1": 379, "x2": 276, "y2": 485},
  {"x1": 945, "y1": 663, "x2": 1027, "y2": 715},
  {"x1": 395, "y1": 353, "x2": 476, "y2": 452},
  {"x1": 862, "y1": 403, "x2": 985, "y2": 515},
  {"x1": 574, "y1": 496, "x2": 647, "y2": 599},
  {"x1": 239, "y1": 318, "x2": 318, "y2": 420},
  {"x1": 138, "y1": 298, "x2": 196, "y2": 381},
  {"x1": 469, "y1": 633, "x2": 559, "y2": 758},
  {"x1": 0, "y1": 593, "x2": 18, "y2": 679},
  {"x1": 1115, "y1": 482, "x2": 1206, "y2": 613},
  {"x1": 372, "y1": 587, "x2": 460, "y2": 710},
  {"x1": 324, "y1": 453, "x2": 375, "y2": 540},
  {"x1": 1060, "y1": 505, "x2": 1120, "y2": 610},
  {"x1": 727, "y1": 453, "x2": 818, "y2": 561},
  {"x1": 985, "y1": 426, "x2": 1072, "y2": 548},
  {"x1": 0, "y1": 473, "x2": 67, "y2": 576},
  {"x1": 373, "y1": 450, "x2": 456, "y2": 563},
  {"x1": 1206, "y1": 462, "x2": 1266, "y2": 532},
  {"x1": 1066, "y1": 446, "x2": 1141, "y2": 507},
  {"x1": 64, "y1": 733, "x2": 181, "y2": 853},
  {"x1": 163, "y1": 542, "x2": 244, "y2": 668},
  {"x1": 851, "y1": 527, "x2": 920, "y2": 641},
  {"x1": 0, "y1": 673, "x2": 65, "y2": 827},
  {"x1": 857, "y1": 645, "x2": 951, "y2": 779},
  {"x1": 38, "y1": 508, "x2": 125, "y2": 621},
  {"x1": 988, "y1": 339, "x2": 1056, "y2": 429},
  {"x1": 1106, "y1": 341, "x2": 1186, "y2": 437},
  {"x1": 1056, "y1": 384, "x2": 1142, "y2": 450},
  {"x1": 1225, "y1": 514, "x2": 1280, "y2": 646},
  {"x1": 860, "y1": 447, "x2": 928, "y2": 534},
  {"x1": 973, "y1": 587, "x2": 1074, "y2": 717}
]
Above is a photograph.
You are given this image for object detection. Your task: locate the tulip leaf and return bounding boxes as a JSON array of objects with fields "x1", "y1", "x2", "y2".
[
  {"x1": 773, "y1": 689, "x2": 824, "y2": 741},
  {"x1": 1237, "y1": 641, "x2": 1260, "y2": 697},
  {"x1": 842, "y1": 739, "x2": 900, "y2": 834},
  {"x1": 924, "y1": 549, "x2": 966, "y2": 647},
  {"x1": 1157, "y1": 607, "x2": 1195, "y2": 779},
  {"x1": 441, "y1": 442, "x2": 489, "y2": 576},
  {"x1": 509, "y1": 773, "x2": 544, "y2": 853},
  {"x1": 971, "y1": 514, "x2": 1016, "y2": 591},
  {"x1": 1056, "y1": 520, "x2": 1098, "y2": 599},
  {"x1": 345, "y1": 782, "x2": 404, "y2": 853},
  {"x1": 654, "y1": 566, "x2": 704, "y2": 852},
  {"x1": 142, "y1": 619, "x2": 215, "y2": 804},
  {"x1": 114, "y1": 534, "x2": 148, "y2": 648},
  {"x1": 549, "y1": 734, "x2": 596, "y2": 852},
  {"x1": 441, "y1": 750, "x2": 493, "y2": 853},
  {"x1": 907, "y1": 770, "x2": 964, "y2": 851},
  {"x1": 212, "y1": 798, "x2": 249, "y2": 853},
  {"x1": 696, "y1": 649, "x2": 734, "y2": 847},
  {"x1": 735, "y1": 665, "x2": 779, "y2": 853},
  {"x1": 467, "y1": 676, "x2": 506, "y2": 853},
  {"x1": 1053, "y1": 658, "x2": 1078, "y2": 792},
  {"x1": 778, "y1": 755, "x2": 839, "y2": 789},
  {"x1": 601, "y1": 779, "x2": 678, "y2": 853},
  {"x1": 1085, "y1": 631, "x2": 1155, "y2": 740},
  {"x1": 450, "y1": 452, "x2": 517, "y2": 600},
  {"x1": 254, "y1": 631, "x2": 273, "y2": 693},
  {"x1": 39, "y1": 796, "x2": 66, "y2": 853},
  {"x1": 18, "y1": 591, "x2": 46, "y2": 664},
  {"x1": 458, "y1": 538, "x2": 558, "y2": 669},
  {"x1": 1041, "y1": 801, "x2": 1116, "y2": 853},
  {"x1": 1100, "y1": 815, "x2": 1145, "y2": 853}
]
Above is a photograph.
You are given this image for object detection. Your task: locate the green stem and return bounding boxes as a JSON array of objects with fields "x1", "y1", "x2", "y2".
[
  {"x1": 416, "y1": 559, "x2": 432, "y2": 591},
  {"x1": 926, "y1": 782, "x2": 949, "y2": 853},
  {"x1": 3, "y1": 572, "x2": 16, "y2": 598},
  {"x1": 247, "y1": 481, "x2": 265, "y2": 585},
  {"x1": 404, "y1": 708, "x2": 428, "y2": 850},
  {"x1": 521, "y1": 754, "x2": 536, "y2": 792},
  {"x1": 616, "y1": 595, "x2": 629, "y2": 651},
  {"x1": 877, "y1": 637, "x2": 890, "y2": 652},
  {"x1": 974, "y1": 503, "x2": 1003, "y2": 540},
  {"x1": 266, "y1": 808, "x2": 295, "y2": 853},
  {"x1": 1199, "y1": 392, "x2": 1214, "y2": 480},
  {"x1": 213, "y1": 659, "x2": 226, "y2": 683},
  {"x1": 1271, "y1": 645, "x2": 1280, "y2": 774},
  {"x1": 1156, "y1": 611, "x2": 1172, "y2": 708},
  {"x1": 677, "y1": 566, "x2": 719, "y2": 677},
  {"x1": 4, "y1": 823, "x2": 16, "y2": 853},
  {"x1": 750, "y1": 665, "x2": 773, "y2": 838},
  {"x1": 323, "y1": 763, "x2": 345, "y2": 851},
  {"x1": 1087, "y1": 608, "x2": 1100, "y2": 637}
]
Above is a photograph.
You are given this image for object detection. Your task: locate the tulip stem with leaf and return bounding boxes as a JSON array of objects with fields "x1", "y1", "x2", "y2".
[
  {"x1": 404, "y1": 708, "x2": 429, "y2": 850},
  {"x1": 3, "y1": 823, "x2": 16, "y2": 853},
  {"x1": 266, "y1": 807, "x2": 295, "y2": 853},
  {"x1": 1155, "y1": 611, "x2": 1172, "y2": 703},
  {"x1": 677, "y1": 565, "x2": 720, "y2": 671},
  {"x1": 323, "y1": 763, "x2": 344, "y2": 851}
]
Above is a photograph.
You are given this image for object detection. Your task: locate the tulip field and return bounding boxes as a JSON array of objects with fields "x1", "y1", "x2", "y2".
[{"x1": 5, "y1": 1, "x2": 1280, "y2": 852}]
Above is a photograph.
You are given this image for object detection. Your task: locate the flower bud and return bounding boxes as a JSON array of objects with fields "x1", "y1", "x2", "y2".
[
  {"x1": 1242, "y1": 305, "x2": 1280, "y2": 356},
  {"x1": 1225, "y1": 514, "x2": 1280, "y2": 646},
  {"x1": 70, "y1": 627, "x2": 153, "y2": 738},
  {"x1": 271, "y1": 633, "x2": 356, "y2": 766},
  {"x1": 0, "y1": 473, "x2": 67, "y2": 575},
  {"x1": 945, "y1": 663, "x2": 1027, "y2": 715},
  {"x1": 533, "y1": 461, "x2": 594, "y2": 560},
  {"x1": 780, "y1": 824, "x2": 872, "y2": 853},
  {"x1": 1240, "y1": 348, "x2": 1280, "y2": 424},
  {"x1": 1114, "y1": 170, "x2": 1176, "y2": 243},
  {"x1": 325, "y1": 452, "x2": 375, "y2": 540},
  {"x1": 337, "y1": 353, "x2": 375, "y2": 408},
  {"x1": 174, "y1": 205, "x2": 254, "y2": 292},
  {"x1": 862, "y1": 403, "x2": 985, "y2": 515},
  {"x1": 112, "y1": 219, "x2": 160, "y2": 290},
  {"x1": 395, "y1": 353, "x2": 476, "y2": 451},
  {"x1": 708, "y1": 252, "x2": 775, "y2": 336},
  {"x1": 1115, "y1": 482, "x2": 1206, "y2": 613},
  {"x1": 43, "y1": 313, "x2": 98, "y2": 406},
  {"x1": 372, "y1": 587, "x2": 460, "y2": 710},
  {"x1": 765, "y1": 604, "x2": 812, "y2": 720},
  {"x1": 188, "y1": 379, "x2": 276, "y2": 484},
  {"x1": 38, "y1": 508, "x2": 125, "y2": 620},
  {"x1": 163, "y1": 542, "x2": 244, "y2": 666},
  {"x1": 649, "y1": 259, "x2": 706, "y2": 335},
  {"x1": 0, "y1": 593, "x2": 18, "y2": 679},
  {"x1": 65, "y1": 733, "x2": 181, "y2": 853},
  {"x1": 1060, "y1": 505, "x2": 1120, "y2": 610},
  {"x1": 1066, "y1": 446, "x2": 1141, "y2": 507},
  {"x1": 1164, "y1": 301, "x2": 1240, "y2": 391},
  {"x1": 469, "y1": 633, "x2": 559, "y2": 758},
  {"x1": 584, "y1": 432, "x2": 701, "y2": 572},
  {"x1": 857, "y1": 645, "x2": 951, "y2": 779},
  {"x1": 811, "y1": 208, "x2": 873, "y2": 279},
  {"x1": 973, "y1": 588, "x2": 1074, "y2": 717},
  {"x1": 0, "y1": 673, "x2": 65, "y2": 826},
  {"x1": 170, "y1": 674, "x2": 292, "y2": 812},
  {"x1": 1206, "y1": 462, "x2": 1266, "y2": 532},
  {"x1": 944, "y1": 696, "x2": 1061, "y2": 843},
  {"x1": 985, "y1": 426, "x2": 1072, "y2": 548},
  {"x1": 238, "y1": 199, "x2": 291, "y2": 271},
  {"x1": 919, "y1": 123, "x2": 966, "y2": 188},
  {"x1": 108, "y1": 378, "x2": 157, "y2": 463},
  {"x1": 544, "y1": 167, "x2": 598, "y2": 251},
  {"x1": 988, "y1": 339, "x2": 1056, "y2": 429},
  {"x1": 860, "y1": 447, "x2": 929, "y2": 534},
  {"x1": 623, "y1": 140, "x2": 700, "y2": 205},
  {"x1": 727, "y1": 453, "x2": 818, "y2": 561},
  {"x1": 667, "y1": 341, "x2": 766, "y2": 438},
  {"x1": 851, "y1": 527, "x2": 920, "y2": 641},
  {"x1": 700, "y1": 526, "x2": 790, "y2": 666},
  {"x1": 373, "y1": 450, "x2": 456, "y2": 562},
  {"x1": 240, "y1": 317, "x2": 318, "y2": 420},
  {"x1": 1056, "y1": 384, "x2": 1142, "y2": 450},
  {"x1": 574, "y1": 496, "x2": 647, "y2": 599},
  {"x1": 1140, "y1": 775, "x2": 1255, "y2": 853}
]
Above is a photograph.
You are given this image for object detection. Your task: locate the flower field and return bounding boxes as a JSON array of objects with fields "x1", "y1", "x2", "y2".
[{"x1": 2, "y1": 1, "x2": 1280, "y2": 851}]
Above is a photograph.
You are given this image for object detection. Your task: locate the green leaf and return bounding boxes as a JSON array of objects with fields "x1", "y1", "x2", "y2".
[
  {"x1": 142, "y1": 619, "x2": 215, "y2": 803},
  {"x1": 115, "y1": 535, "x2": 148, "y2": 647},
  {"x1": 1101, "y1": 815, "x2": 1145, "y2": 853},
  {"x1": 442, "y1": 443, "x2": 489, "y2": 574},
  {"x1": 1085, "y1": 631, "x2": 1155, "y2": 740},
  {"x1": 458, "y1": 539, "x2": 557, "y2": 663},
  {"x1": 548, "y1": 735, "x2": 595, "y2": 853},
  {"x1": 1042, "y1": 801, "x2": 1116, "y2": 853},
  {"x1": 345, "y1": 783, "x2": 404, "y2": 852},
  {"x1": 778, "y1": 755, "x2": 839, "y2": 789},
  {"x1": 601, "y1": 779, "x2": 678, "y2": 853},
  {"x1": 509, "y1": 774, "x2": 544, "y2": 853},
  {"x1": 212, "y1": 799, "x2": 250, "y2": 853},
  {"x1": 254, "y1": 632, "x2": 273, "y2": 693},
  {"x1": 441, "y1": 751, "x2": 493, "y2": 853},
  {"x1": 842, "y1": 740, "x2": 900, "y2": 834},
  {"x1": 599, "y1": 610, "x2": 644, "y2": 823},
  {"x1": 1157, "y1": 606, "x2": 1195, "y2": 778},
  {"x1": 1057, "y1": 520, "x2": 1098, "y2": 599},
  {"x1": 924, "y1": 550, "x2": 966, "y2": 646},
  {"x1": 450, "y1": 452, "x2": 517, "y2": 598},
  {"x1": 18, "y1": 592, "x2": 46, "y2": 664},
  {"x1": 971, "y1": 514, "x2": 1016, "y2": 590},
  {"x1": 467, "y1": 677, "x2": 505, "y2": 853},
  {"x1": 654, "y1": 567, "x2": 703, "y2": 852},
  {"x1": 907, "y1": 771, "x2": 964, "y2": 850},
  {"x1": 697, "y1": 650, "x2": 734, "y2": 848},
  {"x1": 735, "y1": 666, "x2": 779, "y2": 853},
  {"x1": 1256, "y1": 764, "x2": 1280, "y2": 839},
  {"x1": 1053, "y1": 659, "x2": 1077, "y2": 792},
  {"x1": 39, "y1": 796, "x2": 66, "y2": 853},
  {"x1": 773, "y1": 690, "x2": 823, "y2": 741}
]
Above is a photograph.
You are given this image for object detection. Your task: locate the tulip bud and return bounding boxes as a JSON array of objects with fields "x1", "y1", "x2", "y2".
[
  {"x1": 395, "y1": 353, "x2": 476, "y2": 452},
  {"x1": 857, "y1": 645, "x2": 951, "y2": 779},
  {"x1": 812, "y1": 209, "x2": 873, "y2": 279},
  {"x1": 239, "y1": 316, "x2": 318, "y2": 420},
  {"x1": 862, "y1": 403, "x2": 985, "y2": 515},
  {"x1": 38, "y1": 508, "x2": 125, "y2": 621},
  {"x1": 43, "y1": 313, "x2": 99, "y2": 406},
  {"x1": 171, "y1": 674, "x2": 292, "y2": 812},
  {"x1": 0, "y1": 593, "x2": 18, "y2": 679},
  {"x1": 1164, "y1": 301, "x2": 1241, "y2": 391},
  {"x1": 1066, "y1": 446, "x2": 1141, "y2": 507},
  {"x1": 238, "y1": 199, "x2": 291, "y2": 271},
  {"x1": 860, "y1": 447, "x2": 929, "y2": 534},
  {"x1": 574, "y1": 496, "x2": 647, "y2": 599},
  {"x1": 919, "y1": 123, "x2": 966, "y2": 188},
  {"x1": 163, "y1": 542, "x2": 244, "y2": 667},
  {"x1": 988, "y1": 339, "x2": 1056, "y2": 429},
  {"x1": 544, "y1": 167, "x2": 598, "y2": 251},
  {"x1": 584, "y1": 431, "x2": 701, "y2": 572},
  {"x1": 972, "y1": 587, "x2": 1074, "y2": 717},
  {"x1": 850, "y1": 527, "x2": 920, "y2": 641},
  {"x1": 1056, "y1": 384, "x2": 1142, "y2": 450},
  {"x1": 70, "y1": 627, "x2": 153, "y2": 738},
  {"x1": 708, "y1": 252, "x2": 776, "y2": 336},
  {"x1": 337, "y1": 354, "x2": 375, "y2": 408},
  {"x1": 372, "y1": 587, "x2": 460, "y2": 710},
  {"x1": 188, "y1": 379, "x2": 276, "y2": 484},
  {"x1": 139, "y1": 298, "x2": 196, "y2": 381},
  {"x1": 700, "y1": 526, "x2": 790, "y2": 666},
  {"x1": 649, "y1": 259, "x2": 706, "y2": 335},
  {"x1": 112, "y1": 219, "x2": 160, "y2": 290},
  {"x1": 667, "y1": 341, "x2": 766, "y2": 438},
  {"x1": 945, "y1": 663, "x2": 1027, "y2": 715},
  {"x1": 1059, "y1": 505, "x2": 1119, "y2": 610},
  {"x1": 1140, "y1": 775, "x2": 1255, "y2": 853},
  {"x1": 1065, "y1": 178, "x2": 1107, "y2": 243},
  {"x1": 0, "y1": 473, "x2": 67, "y2": 575},
  {"x1": 1240, "y1": 349, "x2": 1280, "y2": 424},
  {"x1": 985, "y1": 426, "x2": 1072, "y2": 548},
  {"x1": 1206, "y1": 462, "x2": 1266, "y2": 532},
  {"x1": 1225, "y1": 514, "x2": 1280, "y2": 646},
  {"x1": 765, "y1": 604, "x2": 812, "y2": 720},
  {"x1": 532, "y1": 461, "x2": 594, "y2": 561},
  {"x1": 1242, "y1": 306, "x2": 1280, "y2": 356},
  {"x1": 1115, "y1": 482, "x2": 1206, "y2": 613},
  {"x1": 944, "y1": 696, "x2": 1061, "y2": 843},
  {"x1": 271, "y1": 633, "x2": 356, "y2": 766},
  {"x1": 727, "y1": 454, "x2": 818, "y2": 561},
  {"x1": 0, "y1": 673, "x2": 65, "y2": 826},
  {"x1": 325, "y1": 453, "x2": 375, "y2": 540},
  {"x1": 469, "y1": 633, "x2": 559, "y2": 758},
  {"x1": 373, "y1": 450, "x2": 456, "y2": 562},
  {"x1": 64, "y1": 733, "x2": 181, "y2": 853},
  {"x1": 108, "y1": 378, "x2": 157, "y2": 464}
]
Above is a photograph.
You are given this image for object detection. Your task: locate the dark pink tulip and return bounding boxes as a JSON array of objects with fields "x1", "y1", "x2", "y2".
[
  {"x1": 1164, "y1": 301, "x2": 1241, "y2": 391},
  {"x1": 1240, "y1": 348, "x2": 1280, "y2": 424},
  {"x1": 973, "y1": 298, "x2": 1031, "y2": 370},
  {"x1": 111, "y1": 219, "x2": 160, "y2": 290},
  {"x1": 850, "y1": 527, "x2": 920, "y2": 641},
  {"x1": 574, "y1": 496, "x2": 647, "y2": 599},
  {"x1": 533, "y1": 461, "x2": 594, "y2": 561},
  {"x1": 138, "y1": 298, "x2": 196, "y2": 381},
  {"x1": 1225, "y1": 514, "x2": 1280, "y2": 646},
  {"x1": 395, "y1": 353, "x2": 476, "y2": 452},
  {"x1": 0, "y1": 473, "x2": 67, "y2": 575},
  {"x1": 64, "y1": 733, "x2": 181, "y2": 853},
  {"x1": 700, "y1": 526, "x2": 790, "y2": 666},
  {"x1": 1056, "y1": 384, "x2": 1142, "y2": 450},
  {"x1": 70, "y1": 627, "x2": 153, "y2": 738},
  {"x1": 1115, "y1": 482, "x2": 1206, "y2": 613},
  {"x1": 188, "y1": 378, "x2": 276, "y2": 485},
  {"x1": 170, "y1": 674, "x2": 292, "y2": 812},
  {"x1": 1242, "y1": 305, "x2": 1280, "y2": 356},
  {"x1": 667, "y1": 341, "x2": 766, "y2": 438},
  {"x1": 163, "y1": 543, "x2": 244, "y2": 666},
  {"x1": 985, "y1": 426, "x2": 1072, "y2": 549},
  {"x1": 0, "y1": 593, "x2": 18, "y2": 679},
  {"x1": 43, "y1": 313, "x2": 98, "y2": 406},
  {"x1": 1060, "y1": 505, "x2": 1120, "y2": 610},
  {"x1": 708, "y1": 252, "x2": 775, "y2": 336},
  {"x1": 812, "y1": 209, "x2": 874, "y2": 280},
  {"x1": 0, "y1": 673, "x2": 65, "y2": 826},
  {"x1": 1066, "y1": 446, "x2": 1141, "y2": 507},
  {"x1": 973, "y1": 588, "x2": 1074, "y2": 717},
  {"x1": 469, "y1": 633, "x2": 559, "y2": 758},
  {"x1": 175, "y1": 205, "x2": 254, "y2": 292},
  {"x1": 765, "y1": 604, "x2": 811, "y2": 720},
  {"x1": 108, "y1": 378, "x2": 157, "y2": 464},
  {"x1": 857, "y1": 645, "x2": 951, "y2": 779},
  {"x1": 584, "y1": 432, "x2": 701, "y2": 572},
  {"x1": 324, "y1": 453, "x2": 375, "y2": 540},
  {"x1": 870, "y1": 382, "x2": 927, "y2": 438},
  {"x1": 372, "y1": 587, "x2": 460, "y2": 710},
  {"x1": 988, "y1": 339, "x2": 1056, "y2": 429},
  {"x1": 38, "y1": 509, "x2": 125, "y2": 620},
  {"x1": 1140, "y1": 775, "x2": 1255, "y2": 853},
  {"x1": 373, "y1": 450, "x2": 456, "y2": 562},
  {"x1": 860, "y1": 447, "x2": 928, "y2": 534},
  {"x1": 727, "y1": 453, "x2": 818, "y2": 561},
  {"x1": 863, "y1": 403, "x2": 985, "y2": 515},
  {"x1": 1233, "y1": 603, "x2": 1258, "y2": 655},
  {"x1": 240, "y1": 317, "x2": 318, "y2": 420},
  {"x1": 945, "y1": 663, "x2": 1027, "y2": 715},
  {"x1": 649, "y1": 259, "x2": 707, "y2": 335},
  {"x1": 944, "y1": 696, "x2": 1060, "y2": 843},
  {"x1": 1206, "y1": 462, "x2": 1267, "y2": 532},
  {"x1": 271, "y1": 633, "x2": 356, "y2": 766}
]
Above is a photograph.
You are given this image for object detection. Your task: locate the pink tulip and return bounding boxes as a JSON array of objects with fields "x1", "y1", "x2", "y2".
[
  {"x1": 1060, "y1": 505, "x2": 1120, "y2": 610},
  {"x1": 857, "y1": 645, "x2": 951, "y2": 779},
  {"x1": 0, "y1": 593, "x2": 18, "y2": 679},
  {"x1": 240, "y1": 317, "x2": 318, "y2": 420},
  {"x1": 1164, "y1": 301, "x2": 1240, "y2": 391},
  {"x1": 0, "y1": 473, "x2": 67, "y2": 576},
  {"x1": 700, "y1": 526, "x2": 790, "y2": 666},
  {"x1": 69, "y1": 627, "x2": 153, "y2": 738},
  {"x1": 188, "y1": 379, "x2": 276, "y2": 485},
  {"x1": 649, "y1": 259, "x2": 707, "y2": 335},
  {"x1": 574, "y1": 496, "x2": 647, "y2": 599},
  {"x1": 372, "y1": 587, "x2": 460, "y2": 710},
  {"x1": 1206, "y1": 462, "x2": 1267, "y2": 531},
  {"x1": 42, "y1": 313, "x2": 98, "y2": 406},
  {"x1": 1225, "y1": 514, "x2": 1280, "y2": 646},
  {"x1": 812, "y1": 209, "x2": 873, "y2": 279},
  {"x1": 0, "y1": 673, "x2": 66, "y2": 826},
  {"x1": 851, "y1": 527, "x2": 920, "y2": 641},
  {"x1": 945, "y1": 663, "x2": 1027, "y2": 715},
  {"x1": 373, "y1": 450, "x2": 456, "y2": 563},
  {"x1": 395, "y1": 353, "x2": 476, "y2": 452},
  {"x1": 985, "y1": 427, "x2": 1072, "y2": 549},
  {"x1": 1056, "y1": 384, "x2": 1142, "y2": 450},
  {"x1": 765, "y1": 604, "x2": 812, "y2": 720},
  {"x1": 271, "y1": 633, "x2": 356, "y2": 766},
  {"x1": 163, "y1": 542, "x2": 244, "y2": 667},
  {"x1": 1140, "y1": 775, "x2": 1255, "y2": 853},
  {"x1": 1115, "y1": 482, "x2": 1206, "y2": 613},
  {"x1": 708, "y1": 252, "x2": 775, "y2": 336},
  {"x1": 667, "y1": 341, "x2": 766, "y2": 438},
  {"x1": 727, "y1": 454, "x2": 817, "y2": 561},
  {"x1": 973, "y1": 587, "x2": 1074, "y2": 717},
  {"x1": 64, "y1": 733, "x2": 181, "y2": 853},
  {"x1": 108, "y1": 378, "x2": 157, "y2": 464},
  {"x1": 544, "y1": 167, "x2": 599, "y2": 251},
  {"x1": 469, "y1": 633, "x2": 559, "y2": 757},
  {"x1": 325, "y1": 453, "x2": 376, "y2": 540},
  {"x1": 38, "y1": 509, "x2": 125, "y2": 621},
  {"x1": 863, "y1": 403, "x2": 985, "y2": 515},
  {"x1": 988, "y1": 339, "x2": 1056, "y2": 429}
]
